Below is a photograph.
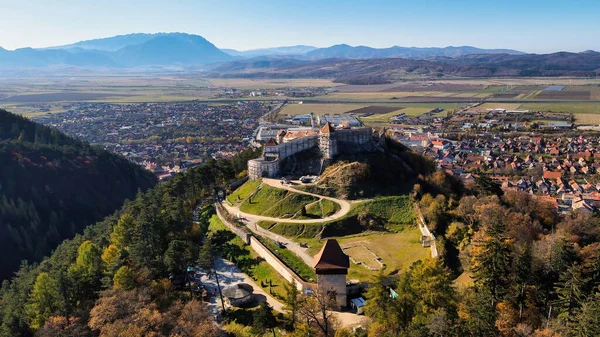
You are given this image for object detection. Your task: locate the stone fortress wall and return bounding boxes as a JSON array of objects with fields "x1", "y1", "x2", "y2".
[{"x1": 248, "y1": 124, "x2": 374, "y2": 180}]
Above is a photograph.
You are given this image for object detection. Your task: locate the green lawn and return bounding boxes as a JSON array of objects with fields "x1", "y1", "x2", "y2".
[
  {"x1": 305, "y1": 228, "x2": 431, "y2": 281},
  {"x1": 227, "y1": 179, "x2": 262, "y2": 205},
  {"x1": 239, "y1": 184, "x2": 318, "y2": 218}
]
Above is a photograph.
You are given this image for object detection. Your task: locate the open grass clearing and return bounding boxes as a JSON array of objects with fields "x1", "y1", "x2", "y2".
[
  {"x1": 343, "y1": 245, "x2": 382, "y2": 271},
  {"x1": 303, "y1": 228, "x2": 430, "y2": 281}
]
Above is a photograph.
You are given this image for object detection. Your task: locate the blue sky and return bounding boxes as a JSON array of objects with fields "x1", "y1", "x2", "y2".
[{"x1": 0, "y1": 0, "x2": 598, "y2": 53}]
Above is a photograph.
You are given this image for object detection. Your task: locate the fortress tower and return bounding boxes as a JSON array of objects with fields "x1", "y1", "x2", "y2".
[
  {"x1": 319, "y1": 122, "x2": 338, "y2": 159},
  {"x1": 313, "y1": 239, "x2": 350, "y2": 309}
]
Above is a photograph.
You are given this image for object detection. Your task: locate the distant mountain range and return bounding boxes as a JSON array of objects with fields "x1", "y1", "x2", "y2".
[
  {"x1": 211, "y1": 51, "x2": 600, "y2": 83},
  {"x1": 221, "y1": 45, "x2": 318, "y2": 58},
  {"x1": 0, "y1": 32, "x2": 527, "y2": 69},
  {"x1": 302, "y1": 44, "x2": 524, "y2": 59},
  {"x1": 0, "y1": 32, "x2": 599, "y2": 80}
]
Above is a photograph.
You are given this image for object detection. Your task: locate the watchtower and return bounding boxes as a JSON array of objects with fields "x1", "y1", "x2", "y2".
[
  {"x1": 319, "y1": 122, "x2": 338, "y2": 159},
  {"x1": 313, "y1": 239, "x2": 349, "y2": 309}
]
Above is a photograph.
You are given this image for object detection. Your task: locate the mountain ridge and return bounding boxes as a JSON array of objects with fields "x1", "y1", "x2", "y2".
[{"x1": 0, "y1": 33, "x2": 528, "y2": 69}]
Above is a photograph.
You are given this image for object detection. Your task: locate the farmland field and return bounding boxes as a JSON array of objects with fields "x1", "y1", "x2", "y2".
[
  {"x1": 476, "y1": 103, "x2": 523, "y2": 110},
  {"x1": 279, "y1": 103, "x2": 370, "y2": 116},
  {"x1": 574, "y1": 113, "x2": 600, "y2": 124},
  {"x1": 518, "y1": 102, "x2": 600, "y2": 114},
  {"x1": 206, "y1": 78, "x2": 340, "y2": 89},
  {"x1": 317, "y1": 91, "x2": 490, "y2": 101},
  {"x1": 535, "y1": 90, "x2": 591, "y2": 100}
]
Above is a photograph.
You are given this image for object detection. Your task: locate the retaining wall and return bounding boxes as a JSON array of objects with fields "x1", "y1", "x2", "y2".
[{"x1": 215, "y1": 204, "x2": 308, "y2": 291}]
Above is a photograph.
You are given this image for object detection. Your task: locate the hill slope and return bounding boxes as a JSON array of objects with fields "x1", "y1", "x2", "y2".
[
  {"x1": 212, "y1": 51, "x2": 600, "y2": 82},
  {"x1": 0, "y1": 109, "x2": 156, "y2": 280}
]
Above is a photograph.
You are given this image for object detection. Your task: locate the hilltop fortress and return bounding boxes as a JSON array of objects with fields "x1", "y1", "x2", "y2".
[{"x1": 248, "y1": 122, "x2": 375, "y2": 179}]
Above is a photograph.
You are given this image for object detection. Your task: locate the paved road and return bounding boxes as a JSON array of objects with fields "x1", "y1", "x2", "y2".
[{"x1": 201, "y1": 258, "x2": 285, "y2": 317}]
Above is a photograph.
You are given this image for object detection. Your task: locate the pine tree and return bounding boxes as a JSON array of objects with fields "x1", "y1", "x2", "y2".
[
  {"x1": 25, "y1": 272, "x2": 64, "y2": 330},
  {"x1": 253, "y1": 301, "x2": 276, "y2": 337},
  {"x1": 110, "y1": 214, "x2": 134, "y2": 248},
  {"x1": 553, "y1": 264, "x2": 585, "y2": 321},
  {"x1": 198, "y1": 240, "x2": 214, "y2": 277},
  {"x1": 113, "y1": 266, "x2": 135, "y2": 290},
  {"x1": 283, "y1": 279, "x2": 300, "y2": 328},
  {"x1": 471, "y1": 234, "x2": 511, "y2": 304}
]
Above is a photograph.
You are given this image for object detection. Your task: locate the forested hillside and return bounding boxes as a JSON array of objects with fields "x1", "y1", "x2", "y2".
[
  {"x1": 0, "y1": 146, "x2": 259, "y2": 336},
  {"x1": 0, "y1": 109, "x2": 157, "y2": 280}
]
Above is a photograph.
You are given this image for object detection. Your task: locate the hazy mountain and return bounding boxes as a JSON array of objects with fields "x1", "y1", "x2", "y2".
[
  {"x1": 113, "y1": 33, "x2": 233, "y2": 66},
  {"x1": 0, "y1": 47, "x2": 119, "y2": 68},
  {"x1": 222, "y1": 45, "x2": 318, "y2": 57},
  {"x1": 305, "y1": 44, "x2": 525, "y2": 59},
  {"x1": 0, "y1": 33, "x2": 233, "y2": 68},
  {"x1": 45, "y1": 33, "x2": 161, "y2": 51}
]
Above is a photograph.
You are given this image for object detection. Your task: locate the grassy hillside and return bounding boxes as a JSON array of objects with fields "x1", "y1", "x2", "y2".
[
  {"x1": 0, "y1": 109, "x2": 157, "y2": 280},
  {"x1": 237, "y1": 182, "x2": 320, "y2": 219},
  {"x1": 259, "y1": 195, "x2": 415, "y2": 240}
]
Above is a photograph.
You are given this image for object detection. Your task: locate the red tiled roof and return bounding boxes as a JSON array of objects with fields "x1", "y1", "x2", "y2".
[{"x1": 543, "y1": 171, "x2": 562, "y2": 180}]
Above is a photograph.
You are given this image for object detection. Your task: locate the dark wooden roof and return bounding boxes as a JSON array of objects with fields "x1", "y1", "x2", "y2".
[
  {"x1": 313, "y1": 239, "x2": 349, "y2": 271},
  {"x1": 265, "y1": 138, "x2": 278, "y2": 146}
]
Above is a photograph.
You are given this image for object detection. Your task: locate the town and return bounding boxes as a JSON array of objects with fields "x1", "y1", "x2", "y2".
[{"x1": 32, "y1": 101, "x2": 274, "y2": 179}]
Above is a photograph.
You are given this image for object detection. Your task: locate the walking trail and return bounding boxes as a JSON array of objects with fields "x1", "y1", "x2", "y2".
[{"x1": 220, "y1": 178, "x2": 355, "y2": 266}]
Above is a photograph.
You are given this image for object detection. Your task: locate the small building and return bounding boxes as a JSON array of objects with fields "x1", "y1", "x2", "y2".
[
  {"x1": 222, "y1": 283, "x2": 254, "y2": 307},
  {"x1": 313, "y1": 239, "x2": 350, "y2": 309},
  {"x1": 350, "y1": 297, "x2": 366, "y2": 314}
]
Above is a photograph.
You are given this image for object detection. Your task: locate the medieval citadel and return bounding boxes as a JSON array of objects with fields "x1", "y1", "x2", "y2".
[{"x1": 248, "y1": 121, "x2": 375, "y2": 179}]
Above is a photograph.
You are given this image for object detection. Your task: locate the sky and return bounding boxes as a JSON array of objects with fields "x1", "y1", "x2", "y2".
[{"x1": 0, "y1": 0, "x2": 599, "y2": 53}]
